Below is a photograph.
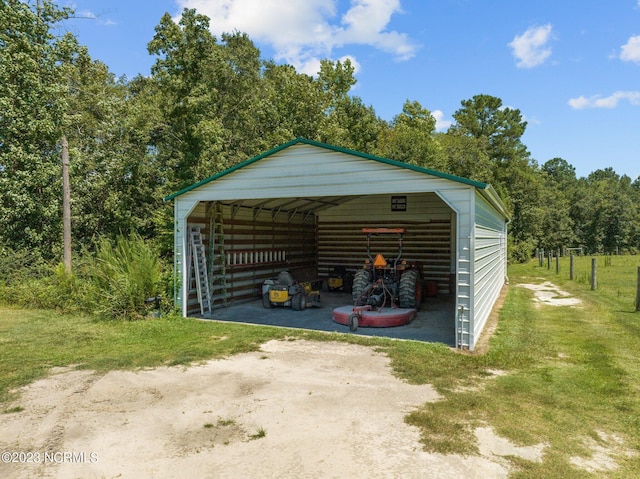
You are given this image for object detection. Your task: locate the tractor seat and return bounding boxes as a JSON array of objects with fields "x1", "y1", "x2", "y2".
[{"x1": 277, "y1": 271, "x2": 294, "y2": 286}]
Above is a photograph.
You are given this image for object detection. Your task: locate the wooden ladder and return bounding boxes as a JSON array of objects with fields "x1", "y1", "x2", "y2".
[{"x1": 189, "y1": 225, "x2": 212, "y2": 316}]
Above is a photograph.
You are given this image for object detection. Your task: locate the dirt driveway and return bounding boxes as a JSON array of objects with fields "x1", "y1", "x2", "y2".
[{"x1": 1, "y1": 339, "x2": 538, "y2": 479}]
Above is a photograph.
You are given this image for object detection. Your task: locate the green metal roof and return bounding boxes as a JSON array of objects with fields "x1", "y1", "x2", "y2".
[{"x1": 163, "y1": 138, "x2": 510, "y2": 219}]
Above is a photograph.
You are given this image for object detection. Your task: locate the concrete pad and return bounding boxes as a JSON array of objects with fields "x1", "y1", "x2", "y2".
[{"x1": 203, "y1": 292, "x2": 456, "y2": 345}]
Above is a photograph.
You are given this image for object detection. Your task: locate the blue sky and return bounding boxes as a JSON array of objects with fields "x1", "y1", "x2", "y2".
[{"x1": 59, "y1": 0, "x2": 640, "y2": 180}]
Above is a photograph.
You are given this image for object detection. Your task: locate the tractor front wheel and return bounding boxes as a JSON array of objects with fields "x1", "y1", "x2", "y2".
[
  {"x1": 351, "y1": 270, "x2": 370, "y2": 304},
  {"x1": 399, "y1": 270, "x2": 421, "y2": 309}
]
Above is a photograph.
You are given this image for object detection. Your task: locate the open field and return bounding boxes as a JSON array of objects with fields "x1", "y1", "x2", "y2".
[{"x1": 1, "y1": 256, "x2": 640, "y2": 478}]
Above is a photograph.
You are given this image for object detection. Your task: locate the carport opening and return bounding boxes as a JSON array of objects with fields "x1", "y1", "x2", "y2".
[{"x1": 181, "y1": 193, "x2": 457, "y2": 343}]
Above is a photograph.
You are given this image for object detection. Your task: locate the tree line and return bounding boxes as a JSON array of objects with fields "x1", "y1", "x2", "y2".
[{"x1": 2, "y1": 0, "x2": 640, "y2": 269}]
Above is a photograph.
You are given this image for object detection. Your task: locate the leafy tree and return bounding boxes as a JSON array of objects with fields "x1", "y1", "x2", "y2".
[
  {"x1": 376, "y1": 100, "x2": 439, "y2": 167},
  {"x1": 575, "y1": 169, "x2": 638, "y2": 253},
  {"x1": 262, "y1": 62, "x2": 326, "y2": 143},
  {"x1": 542, "y1": 157, "x2": 577, "y2": 190},
  {"x1": 435, "y1": 131, "x2": 494, "y2": 183},
  {"x1": 0, "y1": 0, "x2": 71, "y2": 259},
  {"x1": 317, "y1": 58, "x2": 357, "y2": 104},
  {"x1": 317, "y1": 59, "x2": 382, "y2": 153},
  {"x1": 449, "y1": 94, "x2": 542, "y2": 257},
  {"x1": 538, "y1": 187, "x2": 576, "y2": 252},
  {"x1": 536, "y1": 157, "x2": 578, "y2": 252},
  {"x1": 450, "y1": 94, "x2": 528, "y2": 164},
  {"x1": 147, "y1": 9, "x2": 224, "y2": 190}
]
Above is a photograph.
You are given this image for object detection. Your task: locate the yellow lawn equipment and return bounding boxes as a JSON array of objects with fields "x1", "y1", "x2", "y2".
[{"x1": 262, "y1": 271, "x2": 321, "y2": 310}]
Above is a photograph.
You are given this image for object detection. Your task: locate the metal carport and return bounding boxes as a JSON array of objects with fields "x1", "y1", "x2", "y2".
[{"x1": 165, "y1": 138, "x2": 510, "y2": 350}]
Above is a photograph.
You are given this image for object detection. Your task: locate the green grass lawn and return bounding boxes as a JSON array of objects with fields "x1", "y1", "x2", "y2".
[{"x1": 1, "y1": 255, "x2": 640, "y2": 477}]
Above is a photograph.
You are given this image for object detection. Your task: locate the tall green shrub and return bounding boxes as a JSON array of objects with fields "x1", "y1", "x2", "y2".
[{"x1": 92, "y1": 234, "x2": 162, "y2": 319}]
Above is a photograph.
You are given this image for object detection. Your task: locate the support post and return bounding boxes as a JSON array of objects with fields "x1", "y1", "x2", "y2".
[
  {"x1": 570, "y1": 254, "x2": 574, "y2": 280},
  {"x1": 591, "y1": 258, "x2": 597, "y2": 291},
  {"x1": 61, "y1": 136, "x2": 71, "y2": 273}
]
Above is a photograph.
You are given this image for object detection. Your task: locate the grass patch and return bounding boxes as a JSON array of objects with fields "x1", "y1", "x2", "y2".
[
  {"x1": 0, "y1": 308, "x2": 293, "y2": 403},
  {"x1": 399, "y1": 258, "x2": 640, "y2": 477},
  {"x1": 217, "y1": 418, "x2": 236, "y2": 427},
  {"x1": 248, "y1": 427, "x2": 267, "y2": 440},
  {"x1": 3, "y1": 405, "x2": 24, "y2": 414},
  {"x1": 0, "y1": 307, "x2": 387, "y2": 405}
]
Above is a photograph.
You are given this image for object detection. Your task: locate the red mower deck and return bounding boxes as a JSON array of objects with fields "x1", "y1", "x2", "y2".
[{"x1": 332, "y1": 305, "x2": 417, "y2": 329}]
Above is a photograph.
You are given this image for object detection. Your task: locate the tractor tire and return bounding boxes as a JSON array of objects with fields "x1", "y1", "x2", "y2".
[
  {"x1": 291, "y1": 293, "x2": 306, "y2": 311},
  {"x1": 262, "y1": 292, "x2": 273, "y2": 309},
  {"x1": 351, "y1": 270, "x2": 371, "y2": 304},
  {"x1": 399, "y1": 270, "x2": 421, "y2": 309}
]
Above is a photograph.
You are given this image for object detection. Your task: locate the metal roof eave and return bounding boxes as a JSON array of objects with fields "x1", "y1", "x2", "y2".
[
  {"x1": 164, "y1": 138, "x2": 490, "y2": 201},
  {"x1": 478, "y1": 184, "x2": 511, "y2": 220},
  {"x1": 164, "y1": 138, "x2": 510, "y2": 220}
]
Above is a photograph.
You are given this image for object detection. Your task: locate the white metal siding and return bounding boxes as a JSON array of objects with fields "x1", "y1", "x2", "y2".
[
  {"x1": 432, "y1": 188, "x2": 475, "y2": 348},
  {"x1": 472, "y1": 191, "x2": 507, "y2": 347},
  {"x1": 174, "y1": 198, "x2": 198, "y2": 316},
  {"x1": 175, "y1": 144, "x2": 475, "y2": 203}
]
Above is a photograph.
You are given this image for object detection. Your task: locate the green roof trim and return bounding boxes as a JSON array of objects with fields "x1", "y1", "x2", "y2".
[{"x1": 164, "y1": 137, "x2": 491, "y2": 201}]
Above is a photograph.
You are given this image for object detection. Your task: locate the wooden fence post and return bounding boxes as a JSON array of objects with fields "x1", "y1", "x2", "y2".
[
  {"x1": 556, "y1": 254, "x2": 559, "y2": 274},
  {"x1": 591, "y1": 258, "x2": 597, "y2": 291},
  {"x1": 570, "y1": 254, "x2": 574, "y2": 280}
]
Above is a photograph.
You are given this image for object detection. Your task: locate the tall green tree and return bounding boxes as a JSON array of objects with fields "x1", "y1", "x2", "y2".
[
  {"x1": 449, "y1": 94, "x2": 542, "y2": 256},
  {"x1": 450, "y1": 94, "x2": 528, "y2": 164},
  {"x1": 0, "y1": 0, "x2": 71, "y2": 259},
  {"x1": 317, "y1": 59, "x2": 382, "y2": 153},
  {"x1": 147, "y1": 9, "x2": 223, "y2": 190},
  {"x1": 58, "y1": 35, "x2": 162, "y2": 244},
  {"x1": 572, "y1": 169, "x2": 638, "y2": 253},
  {"x1": 376, "y1": 100, "x2": 439, "y2": 167},
  {"x1": 261, "y1": 62, "x2": 326, "y2": 143},
  {"x1": 435, "y1": 131, "x2": 494, "y2": 184},
  {"x1": 538, "y1": 158, "x2": 577, "y2": 252}
]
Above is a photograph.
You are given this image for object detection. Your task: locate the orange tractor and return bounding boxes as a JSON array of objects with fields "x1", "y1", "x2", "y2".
[{"x1": 333, "y1": 228, "x2": 422, "y2": 331}]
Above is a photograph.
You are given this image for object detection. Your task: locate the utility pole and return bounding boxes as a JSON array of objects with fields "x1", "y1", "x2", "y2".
[{"x1": 61, "y1": 136, "x2": 71, "y2": 273}]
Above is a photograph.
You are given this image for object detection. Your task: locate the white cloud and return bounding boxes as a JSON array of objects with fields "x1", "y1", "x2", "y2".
[
  {"x1": 620, "y1": 35, "x2": 640, "y2": 63},
  {"x1": 432, "y1": 110, "x2": 451, "y2": 131},
  {"x1": 568, "y1": 91, "x2": 640, "y2": 109},
  {"x1": 508, "y1": 24, "x2": 553, "y2": 68},
  {"x1": 74, "y1": 9, "x2": 97, "y2": 19},
  {"x1": 175, "y1": 0, "x2": 418, "y2": 74}
]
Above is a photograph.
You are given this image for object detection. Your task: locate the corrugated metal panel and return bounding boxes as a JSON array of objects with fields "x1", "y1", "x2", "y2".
[
  {"x1": 433, "y1": 188, "x2": 474, "y2": 348},
  {"x1": 185, "y1": 203, "x2": 316, "y2": 311},
  {"x1": 471, "y1": 191, "x2": 508, "y2": 346},
  {"x1": 475, "y1": 190, "x2": 506, "y2": 230},
  {"x1": 317, "y1": 193, "x2": 453, "y2": 294},
  {"x1": 175, "y1": 144, "x2": 477, "y2": 203},
  {"x1": 174, "y1": 198, "x2": 198, "y2": 316},
  {"x1": 166, "y1": 139, "x2": 491, "y2": 201}
]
